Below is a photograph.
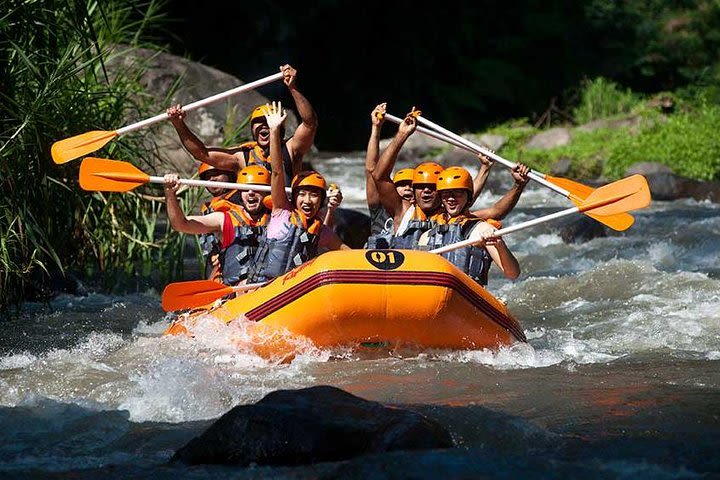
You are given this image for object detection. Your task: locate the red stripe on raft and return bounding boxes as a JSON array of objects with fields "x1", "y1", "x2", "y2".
[{"x1": 244, "y1": 270, "x2": 526, "y2": 342}]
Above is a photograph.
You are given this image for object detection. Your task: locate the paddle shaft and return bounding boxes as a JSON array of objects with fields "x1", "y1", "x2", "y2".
[
  {"x1": 385, "y1": 114, "x2": 571, "y2": 197},
  {"x1": 147, "y1": 176, "x2": 290, "y2": 193},
  {"x1": 115, "y1": 72, "x2": 283, "y2": 136},
  {"x1": 429, "y1": 205, "x2": 582, "y2": 254},
  {"x1": 230, "y1": 282, "x2": 266, "y2": 293},
  {"x1": 429, "y1": 185, "x2": 638, "y2": 255}
]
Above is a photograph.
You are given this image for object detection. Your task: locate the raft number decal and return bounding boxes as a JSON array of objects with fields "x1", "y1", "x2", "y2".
[{"x1": 365, "y1": 250, "x2": 405, "y2": 270}]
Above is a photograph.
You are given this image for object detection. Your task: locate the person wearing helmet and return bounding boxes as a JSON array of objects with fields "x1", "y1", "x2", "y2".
[
  {"x1": 166, "y1": 64, "x2": 317, "y2": 187},
  {"x1": 195, "y1": 162, "x2": 243, "y2": 279},
  {"x1": 246, "y1": 102, "x2": 348, "y2": 284},
  {"x1": 421, "y1": 166, "x2": 521, "y2": 286},
  {"x1": 163, "y1": 164, "x2": 272, "y2": 286},
  {"x1": 369, "y1": 109, "x2": 502, "y2": 250},
  {"x1": 363, "y1": 103, "x2": 416, "y2": 248}
]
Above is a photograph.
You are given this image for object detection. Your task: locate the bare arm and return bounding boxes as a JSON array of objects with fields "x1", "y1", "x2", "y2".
[
  {"x1": 265, "y1": 102, "x2": 292, "y2": 212},
  {"x1": 163, "y1": 174, "x2": 224, "y2": 235},
  {"x1": 281, "y1": 65, "x2": 318, "y2": 175},
  {"x1": 365, "y1": 103, "x2": 387, "y2": 208},
  {"x1": 469, "y1": 222, "x2": 520, "y2": 279},
  {"x1": 371, "y1": 111, "x2": 417, "y2": 221},
  {"x1": 471, "y1": 152, "x2": 494, "y2": 204},
  {"x1": 167, "y1": 105, "x2": 242, "y2": 172},
  {"x1": 470, "y1": 163, "x2": 530, "y2": 220}
]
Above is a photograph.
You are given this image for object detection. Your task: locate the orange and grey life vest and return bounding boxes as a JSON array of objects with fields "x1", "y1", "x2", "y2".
[
  {"x1": 389, "y1": 206, "x2": 434, "y2": 250},
  {"x1": 221, "y1": 208, "x2": 268, "y2": 285},
  {"x1": 247, "y1": 211, "x2": 322, "y2": 283},
  {"x1": 425, "y1": 215, "x2": 492, "y2": 286},
  {"x1": 198, "y1": 190, "x2": 244, "y2": 281},
  {"x1": 232, "y1": 141, "x2": 294, "y2": 186}
]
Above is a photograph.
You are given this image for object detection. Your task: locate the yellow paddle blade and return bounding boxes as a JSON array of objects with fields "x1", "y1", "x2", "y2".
[
  {"x1": 79, "y1": 157, "x2": 150, "y2": 192},
  {"x1": 51, "y1": 130, "x2": 118, "y2": 164},
  {"x1": 545, "y1": 174, "x2": 595, "y2": 200},
  {"x1": 584, "y1": 211, "x2": 635, "y2": 231},
  {"x1": 580, "y1": 174, "x2": 651, "y2": 217},
  {"x1": 161, "y1": 280, "x2": 233, "y2": 311}
]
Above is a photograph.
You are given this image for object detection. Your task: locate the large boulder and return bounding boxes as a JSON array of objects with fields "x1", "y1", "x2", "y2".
[
  {"x1": 525, "y1": 127, "x2": 571, "y2": 150},
  {"x1": 626, "y1": 162, "x2": 719, "y2": 202},
  {"x1": 172, "y1": 385, "x2": 454, "y2": 466},
  {"x1": 331, "y1": 208, "x2": 371, "y2": 248}
]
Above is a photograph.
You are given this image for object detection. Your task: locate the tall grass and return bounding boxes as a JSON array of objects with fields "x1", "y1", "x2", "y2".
[
  {"x1": 572, "y1": 77, "x2": 641, "y2": 124},
  {"x1": 0, "y1": 0, "x2": 188, "y2": 311}
]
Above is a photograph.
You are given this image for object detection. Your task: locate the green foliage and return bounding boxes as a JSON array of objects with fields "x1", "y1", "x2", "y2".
[
  {"x1": 0, "y1": 0, "x2": 185, "y2": 310},
  {"x1": 484, "y1": 84, "x2": 720, "y2": 182},
  {"x1": 572, "y1": 77, "x2": 641, "y2": 124},
  {"x1": 604, "y1": 104, "x2": 720, "y2": 180}
]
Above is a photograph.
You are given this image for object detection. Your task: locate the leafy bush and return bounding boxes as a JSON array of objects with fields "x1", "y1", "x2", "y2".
[
  {"x1": 604, "y1": 105, "x2": 720, "y2": 180},
  {"x1": 0, "y1": 0, "x2": 190, "y2": 311}
]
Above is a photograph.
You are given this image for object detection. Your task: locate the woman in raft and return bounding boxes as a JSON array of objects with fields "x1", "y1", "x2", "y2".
[
  {"x1": 246, "y1": 102, "x2": 349, "y2": 283},
  {"x1": 420, "y1": 166, "x2": 521, "y2": 286}
]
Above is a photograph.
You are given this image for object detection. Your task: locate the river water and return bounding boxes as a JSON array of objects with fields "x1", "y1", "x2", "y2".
[{"x1": 1, "y1": 153, "x2": 719, "y2": 478}]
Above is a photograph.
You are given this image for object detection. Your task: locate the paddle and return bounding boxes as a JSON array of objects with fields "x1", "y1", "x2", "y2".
[
  {"x1": 385, "y1": 113, "x2": 635, "y2": 231},
  {"x1": 430, "y1": 174, "x2": 651, "y2": 255},
  {"x1": 79, "y1": 157, "x2": 291, "y2": 193},
  {"x1": 51, "y1": 72, "x2": 284, "y2": 164},
  {"x1": 161, "y1": 280, "x2": 268, "y2": 311}
]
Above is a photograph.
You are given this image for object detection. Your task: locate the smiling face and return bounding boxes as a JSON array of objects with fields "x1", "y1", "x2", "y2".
[
  {"x1": 440, "y1": 189, "x2": 469, "y2": 217},
  {"x1": 202, "y1": 171, "x2": 232, "y2": 196},
  {"x1": 241, "y1": 189, "x2": 264, "y2": 215},
  {"x1": 395, "y1": 180, "x2": 414, "y2": 203},
  {"x1": 413, "y1": 183, "x2": 440, "y2": 213},
  {"x1": 294, "y1": 187, "x2": 324, "y2": 218},
  {"x1": 251, "y1": 120, "x2": 271, "y2": 148}
]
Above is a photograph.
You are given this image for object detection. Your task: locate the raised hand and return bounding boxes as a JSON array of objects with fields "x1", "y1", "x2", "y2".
[
  {"x1": 166, "y1": 104, "x2": 186, "y2": 124},
  {"x1": 264, "y1": 101, "x2": 287, "y2": 131},
  {"x1": 280, "y1": 64, "x2": 297, "y2": 89},
  {"x1": 511, "y1": 163, "x2": 530, "y2": 187},
  {"x1": 371, "y1": 102, "x2": 387, "y2": 127},
  {"x1": 327, "y1": 185, "x2": 344, "y2": 210},
  {"x1": 163, "y1": 173, "x2": 181, "y2": 193}
]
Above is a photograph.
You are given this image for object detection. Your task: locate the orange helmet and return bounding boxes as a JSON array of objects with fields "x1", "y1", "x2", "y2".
[
  {"x1": 437, "y1": 166, "x2": 473, "y2": 194},
  {"x1": 198, "y1": 162, "x2": 235, "y2": 181},
  {"x1": 250, "y1": 104, "x2": 271, "y2": 124},
  {"x1": 292, "y1": 171, "x2": 328, "y2": 191},
  {"x1": 412, "y1": 162, "x2": 444, "y2": 186},
  {"x1": 392, "y1": 168, "x2": 414, "y2": 184},
  {"x1": 238, "y1": 165, "x2": 271, "y2": 186}
]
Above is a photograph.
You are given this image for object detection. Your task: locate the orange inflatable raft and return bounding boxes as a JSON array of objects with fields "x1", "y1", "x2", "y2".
[{"x1": 164, "y1": 249, "x2": 526, "y2": 350}]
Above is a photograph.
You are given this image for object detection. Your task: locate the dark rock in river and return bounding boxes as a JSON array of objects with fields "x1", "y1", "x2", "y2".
[
  {"x1": 331, "y1": 208, "x2": 371, "y2": 248},
  {"x1": 172, "y1": 385, "x2": 454, "y2": 466},
  {"x1": 552, "y1": 216, "x2": 607, "y2": 244},
  {"x1": 626, "y1": 162, "x2": 719, "y2": 203}
]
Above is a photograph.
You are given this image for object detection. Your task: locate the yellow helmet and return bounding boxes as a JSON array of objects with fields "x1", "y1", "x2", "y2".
[
  {"x1": 412, "y1": 162, "x2": 444, "y2": 186},
  {"x1": 436, "y1": 166, "x2": 473, "y2": 194},
  {"x1": 250, "y1": 104, "x2": 271, "y2": 124},
  {"x1": 238, "y1": 165, "x2": 271, "y2": 186},
  {"x1": 392, "y1": 168, "x2": 414, "y2": 184},
  {"x1": 292, "y1": 171, "x2": 328, "y2": 191}
]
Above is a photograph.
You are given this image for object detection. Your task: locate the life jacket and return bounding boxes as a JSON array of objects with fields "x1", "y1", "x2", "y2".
[
  {"x1": 390, "y1": 206, "x2": 434, "y2": 250},
  {"x1": 198, "y1": 190, "x2": 244, "y2": 281},
  {"x1": 247, "y1": 211, "x2": 323, "y2": 283},
  {"x1": 425, "y1": 215, "x2": 492, "y2": 286},
  {"x1": 365, "y1": 205, "x2": 394, "y2": 249},
  {"x1": 220, "y1": 207, "x2": 268, "y2": 285},
  {"x1": 232, "y1": 141, "x2": 294, "y2": 186}
]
